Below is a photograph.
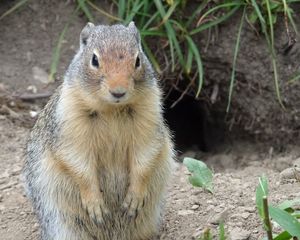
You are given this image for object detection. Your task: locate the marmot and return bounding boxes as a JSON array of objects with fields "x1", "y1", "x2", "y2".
[{"x1": 23, "y1": 22, "x2": 174, "y2": 240}]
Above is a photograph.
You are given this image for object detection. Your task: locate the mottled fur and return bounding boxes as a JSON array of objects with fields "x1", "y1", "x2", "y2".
[{"x1": 23, "y1": 22, "x2": 174, "y2": 240}]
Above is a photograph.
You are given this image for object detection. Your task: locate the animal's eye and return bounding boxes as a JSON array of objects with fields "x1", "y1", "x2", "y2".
[
  {"x1": 135, "y1": 55, "x2": 140, "y2": 69},
  {"x1": 91, "y1": 54, "x2": 99, "y2": 68}
]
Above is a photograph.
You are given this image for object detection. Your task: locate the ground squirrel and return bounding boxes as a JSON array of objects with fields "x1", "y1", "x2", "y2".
[{"x1": 23, "y1": 22, "x2": 174, "y2": 240}]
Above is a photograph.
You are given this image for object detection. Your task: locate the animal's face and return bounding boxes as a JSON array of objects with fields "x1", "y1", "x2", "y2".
[{"x1": 77, "y1": 22, "x2": 146, "y2": 105}]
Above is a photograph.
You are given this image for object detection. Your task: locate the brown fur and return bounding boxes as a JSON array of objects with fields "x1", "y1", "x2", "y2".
[{"x1": 24, "y1": 22, "x2": 174, "y2": 240}]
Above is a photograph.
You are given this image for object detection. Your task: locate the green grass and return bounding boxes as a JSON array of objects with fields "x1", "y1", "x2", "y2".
[
  {"x1": 0, "y1": 0, "x2": 29, "y2": 20},
  {"x1": 1, "y1": 0, "x2": 300, "y2": 110},
  {"x1": 74, "y1": 0, "x2": 299, "y2": 109}
]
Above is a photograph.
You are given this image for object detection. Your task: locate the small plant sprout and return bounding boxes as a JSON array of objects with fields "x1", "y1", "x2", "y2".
[
  {"x1": 256, "y1": 175, "x2": 300, "y2": 240},
  {"x1": 183, "y1": 157, "x2": 213, "y2": 193}
]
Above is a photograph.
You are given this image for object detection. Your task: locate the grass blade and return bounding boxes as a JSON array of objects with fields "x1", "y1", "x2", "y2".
[
  {"x1": 123, "y1": 1, "x2": 144, "y2": 24},
  {"x1": 0, "y1": 0, "x2": 29, "y2": 21},
  {"x1": 265, "y1": 0, "x2": 285, "y2": 108},
  {"x1": 186, "y1": 45, "x2": 193, "y2": 75},
  {"x1": 153, "y1": 0, "x2": 184, "y2": 68},
  {"x1": 270, "y1": 50, "x2": 284, "y2": 108},
  {"x1": 190, "y1": 5, "x2": 240, "y2": 35},
  {"x1": 227, "y1": 6, "x2": 246, "y2": 112},
  {"x1": 288, "y1": 72, "x2": 300, "y2": 83},
  {"x1": 265, "y1": 0, "x2": 275, "y2": 49},
  {"x1": 263, "y1": 197, "x2": 273, "y2": 240},
  {"x1": 186, "y1": 36, "x2": 204, "y2": 97},
  {"x1": 219, "y1": 222, "x2": 226, "y2": 240},
  {"x1": 186, "y1": 0, "x2": 208, "y2": 28},
  {"x1": 118, "y1": 0, "x2": 126, "y2": 20},
  {"x1": 141, "y1": 38, "x2": 162, "y2": 74},
  {"x1": 49, "y1": 24, "x2": 69, "y2": 82},
  {"x1": 157, "y1": 0, "x2": 179, "y2": 27},
  {"x1": 197, "y1": 1, "x2": 242, "y2": 26},
  {"x1": 77, "y1": 0, "x2": 94, "y2": 22},
  {"x1": 269, "y1": 206, "x2": 300, "y2": 238},
  {"x1": 250, "y1": 0, "x2": 267, "y2": 32},
  {"x1": 139, "y1": 0, "x2": 151, "y2": 27},
  {"x1": 140, "y1": 30, "x2": 167, "y2": 37},
  {"x1": 49, "y1": 6, "x2": 79, "y2": 82},
  {"x1": 256, "y1": 176, "x2": 269, "y2": 219},
  {"x1": 86, "y1": 0, "x2": 121, "y2": 21},
  {"x1": 142, "y1": 12, "x2": 160, "y2": 30}
]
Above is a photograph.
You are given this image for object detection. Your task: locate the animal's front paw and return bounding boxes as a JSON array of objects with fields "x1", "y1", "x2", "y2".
[
  {"x1": 81, "y1": 194, "x2": 110, "y2": 225},
  {"x1": 121, "y1": 191, "x2": 146, "y2": 219}
]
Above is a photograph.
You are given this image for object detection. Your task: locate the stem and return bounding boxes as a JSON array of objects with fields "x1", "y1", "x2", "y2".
[{"x1": 263, "y1": 196, "x2": 273, "y2": 240}]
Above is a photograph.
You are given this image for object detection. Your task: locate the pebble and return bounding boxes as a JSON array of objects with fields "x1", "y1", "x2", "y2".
[
  {"x1": 230, "y1": 228, "x2": 251, "y2": 240},
  {"x1": 240, "y1": 212, "x2": 250, "y2": 219},
  {"x1": 280, "y1": 167, "x2": 300, "y2": 180},
  {"x1": 27, "y1": 85, "x2": 37, "y2": 94},
  {"x1": 178, "y1": 210, "x2": 194, "y2": 216},
  {"x1": 294, "y1": 158, "x2": 300, "y2": 167},
  {"x1": 209, "y1": 208, "x2": 229, "y2": 224},
  {"x1": 29, "y1": 110, "x2": 38, "y2": 118},
  {"x1": 32, "y1": 66, "x2": 48, "y2": 84},
  {"x1": 191, "y1": 204, "x2": 200, "y2": 210}
]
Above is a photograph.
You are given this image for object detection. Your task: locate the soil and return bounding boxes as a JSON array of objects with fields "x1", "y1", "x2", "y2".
[
  {"x1": 1, "y1": 115, "x2": 300, "y2": 240},
  {"x1": 1, "y1": 1, "x2": 300, "y2": 240}
]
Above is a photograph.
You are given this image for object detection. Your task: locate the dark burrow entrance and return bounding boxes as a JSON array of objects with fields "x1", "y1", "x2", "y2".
[{"x1": 164, "y1": 90, "x2": 227, "y2": 154}]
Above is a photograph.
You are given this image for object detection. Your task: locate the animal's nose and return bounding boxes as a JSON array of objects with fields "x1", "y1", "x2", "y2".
[
  {"x1": 110, "y1": 91, "x2": 126, "y2": 98},
  {"x1": 109, "y1": 87, "x2": 127, "y2": 99}
]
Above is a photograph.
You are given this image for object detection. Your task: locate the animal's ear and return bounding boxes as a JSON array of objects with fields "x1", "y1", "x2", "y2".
[
  {"x1": 80, "y1": 22, "x2": 95, "y2": 46},
  {"x1": 128, "y1": 21, "x2": 141, "y2": 43}
]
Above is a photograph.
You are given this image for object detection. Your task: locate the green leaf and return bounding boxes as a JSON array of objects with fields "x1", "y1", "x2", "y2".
[
  {"x1": 256, "y1": 175, "x2": 269, "y2": 219},
  {"x1": 183, "y1": 157, "x2": 213, "y2": 193},
  {"x1": 273, "y1": 231, "x2": 292, "y2": 240},
  {"x1": 277, "y1": 199, "x2": 300, "y2": 210},
  {"x1": 269, "y1": 206, "x2": 300, "y2": 238}
]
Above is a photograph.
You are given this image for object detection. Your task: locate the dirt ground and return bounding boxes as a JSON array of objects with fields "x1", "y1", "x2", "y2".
[
  {"x1": 1, "y1": 115, "x2": 300, "y2": 240},
  {"x1": 1, "y1": 1, "x2": 300, "y2": 240}
]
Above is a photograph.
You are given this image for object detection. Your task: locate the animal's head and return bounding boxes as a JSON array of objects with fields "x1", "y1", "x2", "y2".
[{"x1": 69, "y1": 22, "x2": 154, "y2": 106}]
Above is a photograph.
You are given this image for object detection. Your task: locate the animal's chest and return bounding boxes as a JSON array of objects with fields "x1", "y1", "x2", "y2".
[{"x1": 77, "y1": 114, "x2": 135, "y2": 164}]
